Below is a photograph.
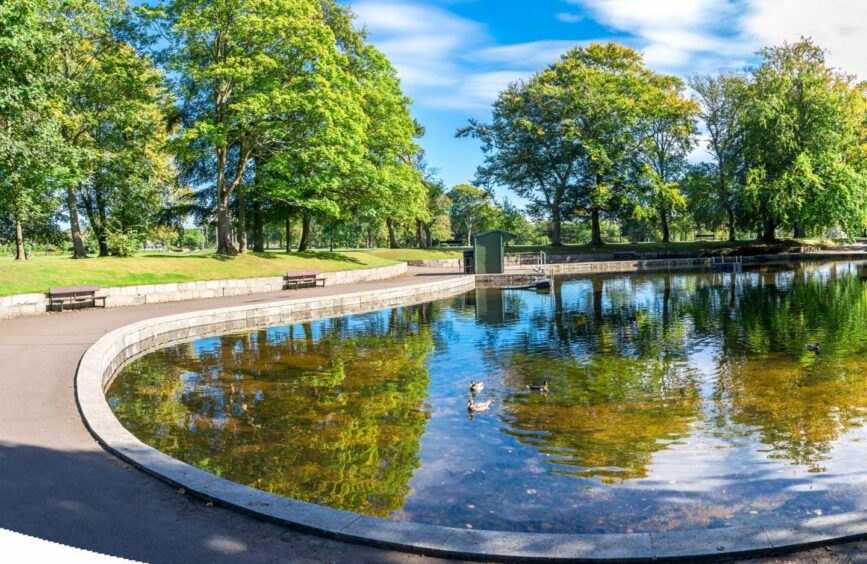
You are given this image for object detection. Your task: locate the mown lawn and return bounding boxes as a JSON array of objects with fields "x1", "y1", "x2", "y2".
[
  {"x1": 365, "y1": 248, "x2": 466, "y2": 261},
  {"x1": 0, "y1": 250, "x2": 395, "y2": 296}
]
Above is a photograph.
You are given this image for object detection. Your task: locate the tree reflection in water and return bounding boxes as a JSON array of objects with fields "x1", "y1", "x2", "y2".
[{"x1": 109, "y1": 261, "x2": 867, "y2": 533}]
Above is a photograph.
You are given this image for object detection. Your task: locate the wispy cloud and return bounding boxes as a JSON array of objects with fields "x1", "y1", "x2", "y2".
[
  {"x1": 556, "y1": 12, "x2": 584, "y2": 24},
  {"x1": 353, "y1": 1, "x2": 586, "y2": 111}
]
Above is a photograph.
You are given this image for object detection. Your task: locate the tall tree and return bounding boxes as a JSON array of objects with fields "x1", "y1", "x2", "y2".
[
  {"x1": 165, "y1": 0, "x2": 366, "y2": 255},
  {"x1": 689, "y1": 74, "x2": 749, "y2": 241},
  {"x1": 546, "y1": 43, "x2": 660, "y2": 245},
  {"x1": 634, "y1": 76, "x2": 699, "y2": 243},
  {"x1": 0, "y1": 0, "x2": 63, "y2": 260},
  {"x1": 743, "y1": 38, "x2": 867, "y2": 241},
  {"x1": 459, "y1": 77, "x2": 578, "y2": 246}
]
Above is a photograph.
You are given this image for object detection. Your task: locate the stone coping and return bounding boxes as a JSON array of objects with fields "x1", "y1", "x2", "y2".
[{"x1": 75, "y1": 275, "x2": 867, "y2": 562}]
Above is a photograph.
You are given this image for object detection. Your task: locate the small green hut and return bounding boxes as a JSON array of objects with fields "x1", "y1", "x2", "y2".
[{"x1": 473, "y1": 230, "x2": 516, "y2": 274}]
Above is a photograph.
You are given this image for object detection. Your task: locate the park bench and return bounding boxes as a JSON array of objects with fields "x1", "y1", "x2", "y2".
[
  {"x1": 612, "y1": 251, "x2": 638, "y2": 261},
  {"x1": 695, "y1": 233, "x2": 716, "y2": 241},
  {"x1": 285, "y1": 271, "x2": 326, "y2": 290},
  {"x1": 48, "y1": 286, "x2": 107, "y2": 312}
]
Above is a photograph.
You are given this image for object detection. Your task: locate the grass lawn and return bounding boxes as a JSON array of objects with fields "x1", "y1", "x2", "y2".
[
  {"x1": 365, "y1": 248, "x2": 466, "y2": 261},
  {"x1": 0, "y1": 250, "x2": 395, "y2": 297}
]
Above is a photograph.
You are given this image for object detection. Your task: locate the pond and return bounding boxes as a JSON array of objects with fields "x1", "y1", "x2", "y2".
[{"x1": 107, "y1": 261, "x2": 867, "y2": 534}]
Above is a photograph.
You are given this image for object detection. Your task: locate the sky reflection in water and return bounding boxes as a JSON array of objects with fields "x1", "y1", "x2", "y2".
[{"x1": 108, "y1": 261, "x2": 867, "y2": 534}]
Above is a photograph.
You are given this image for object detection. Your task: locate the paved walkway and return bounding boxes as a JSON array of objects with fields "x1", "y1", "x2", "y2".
[{"x1": 0, "y1": 267, "x2": 864, "y2": 563}]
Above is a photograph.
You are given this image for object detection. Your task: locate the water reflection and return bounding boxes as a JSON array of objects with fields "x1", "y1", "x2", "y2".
[{"x1": 109, "y1": 261, "x2": 867, "y2": 533}]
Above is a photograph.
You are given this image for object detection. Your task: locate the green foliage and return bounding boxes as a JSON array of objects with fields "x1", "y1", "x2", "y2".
[
  {"x1": 742, "y1": 38, "x2": 867, "y2": 240},
  {"x1": 105, "y1": 228, "x2": 141, "y2": 256}
]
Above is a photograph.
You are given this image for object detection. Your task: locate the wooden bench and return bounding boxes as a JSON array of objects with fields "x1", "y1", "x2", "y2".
[
  {"x1": 285, "y1": 271, "x2": 326, "y2": 290},
  {"x1": 695, "y1": 233, "x2": 716, "y2": 241},
  {"x1": 48, "y1": 286, "x2": 107, "y2": 312}
]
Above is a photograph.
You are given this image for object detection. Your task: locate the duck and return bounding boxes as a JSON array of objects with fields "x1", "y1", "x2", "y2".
[
  {"x1": 805, "y1": 343, "x2": 821, "y2": 353},
  {"x1": 526, "y1": 381, "x2": 549, "y2": 393},
  {"x1": 469, "y1": 381, "x2": 485, "y2": 394},
  {"x1": 467, "y1": 399, "x2": 492, "y2": 413}
]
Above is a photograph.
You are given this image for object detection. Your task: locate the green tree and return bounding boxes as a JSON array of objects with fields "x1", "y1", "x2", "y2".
[
  {"x1": 689, "y1": 74, "x2": 750, "y2": 241},
  {"x1": 448, "y1": 184, "x2": 498, "y2": 245},
  {"x1": 165, "y1": 0, "x2": 367, "y2": 255},
  {"x1": 459, "y1": 76, "x2": 579, "y2": 246},
  {"x1": 0, "y1": 0, "x2": 64, "y2": 260},
  {"x1": 743, "y1": 39, "x2": 867, "y2": 241},
  {"x1": 75, "y1": 41, "x2": 176, "y2": 256},
  {"x1": 546, "y1": 43, "x2": 661, "y2": 246},
  {"x1": 633, "y1": 76, "x2": 698, "y2": 243}
]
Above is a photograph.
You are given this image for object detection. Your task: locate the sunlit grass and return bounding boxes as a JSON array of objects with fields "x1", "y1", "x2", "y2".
[{"x1": 0, "y1": 250, "x2": 395, "y2": 296}]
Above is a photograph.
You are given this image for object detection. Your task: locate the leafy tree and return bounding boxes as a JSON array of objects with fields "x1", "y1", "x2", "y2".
[
  {"x1": 689, "y1": 74, "x2": 750, "y2": 241},
  {"x1": 633, "y1": 76, "x2": 698, "y2": 242},
  {"x1": 75, "y1": 41, "x2": 176, "y2": 256},
  {"x1": 448, "y1": 184, "x2": 498, "y2": 245},
  {"x1": 743, "y1": 39, "x2": 867, "y2": 241},
  {"x1": 0, "y1": 0, "x2": 65, "y2": 260},
  {"x1": 545, "y1": 43, "x2": 661, "y2": 245},
  {"x1": 164, "y1": 0, "x2": 367, "y2": 255},
  {"x1": 459, "y1": 76, "x2": 579, "y2": 246}
]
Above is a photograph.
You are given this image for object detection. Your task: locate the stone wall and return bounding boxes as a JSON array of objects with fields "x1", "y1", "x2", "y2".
[{"x1": 0, "y1": 262, "x2": 407, "y2": 320}]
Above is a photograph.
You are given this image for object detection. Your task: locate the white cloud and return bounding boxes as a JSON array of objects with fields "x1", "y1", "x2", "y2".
[
  {"x1": 353, "y1": 1, "x2": 593, "y2": 111},
  {"x1": 556, "y1": 12, "x2": 584, "y2": 23},
  {"x1": 470, "y1": 40, "x2": 586, "y2": 68},
  {"x1": 744, "y1": 0, "x2": 867, "y2": 79}
]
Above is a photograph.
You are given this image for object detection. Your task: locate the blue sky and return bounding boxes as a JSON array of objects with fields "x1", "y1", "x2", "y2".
[{"x1": 345, "y1": 0, "x2": 867, "y2": 206}]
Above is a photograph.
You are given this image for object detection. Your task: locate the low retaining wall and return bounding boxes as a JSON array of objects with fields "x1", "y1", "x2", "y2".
[
  {"x1": 406, "y1": 258, "x2": 463, "y2": 269},
  {"x1": 0, "y1": 262, "x2": 407, "y2": 320}
]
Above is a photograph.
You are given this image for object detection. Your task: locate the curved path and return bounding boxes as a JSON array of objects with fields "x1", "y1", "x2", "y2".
[{"x1": 0, "y1": 267, "x2": 862, "y2": 563}]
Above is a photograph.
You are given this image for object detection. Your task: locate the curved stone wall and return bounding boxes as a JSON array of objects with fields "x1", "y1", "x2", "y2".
[{"x1": 75, "y1": 274, "x2": 867, "y2": 562}]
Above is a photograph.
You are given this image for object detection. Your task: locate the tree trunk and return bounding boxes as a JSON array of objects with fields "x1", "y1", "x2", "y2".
[
  {"x1": 386, "y1": 218, "x2": 398, "y2": 249},
  {"x1": 726, "y1": 207, "x2": 736, "y2": 242},
  {"x1": 237, "y1": 185, "x2": 247, "y2": 254},
  {"x1": 416, "y1": 219, "x2": 426, "y2": 248},
  {"x1": 14, "y1": 214, "x2": 26, "y2": 261},
  {"x1": 424, "y1": 224, "x2": 432, "y2": 248},
  {"x1": 551, "y1": 196, "x2": 562, "y2": 246},
  {"x1": 793, "y1": 224, "x2": 806, "y2": 239},
  {"x1": 252, "y1": 197, "x2": 264, "y2": 253},
  {"x1": 590, "y1": 207, "x2": 604, "y2": 246},
  {"x1": 284, "y1": 217, "x2": 291, "y2": 253},
  {"x1": 298, "y1": 213, "x2": 311, "y2": 252},
  {"x1": 762, "y1": 219, "x2": 777, "y2": 243},
  {"x1": 215, "y1": 147, "x2": 236, "y2": 255},
  {"x1": 465, "y1": 222, "x2": 472, "y2": 247},
  {"x1": 660, "y1": 209, "x2": 670, "y2": 243},
  {"x1": 67, "y1": 186, "x2": 86, "y2": 258}
]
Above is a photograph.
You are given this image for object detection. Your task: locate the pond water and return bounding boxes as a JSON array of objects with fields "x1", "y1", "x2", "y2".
[{"x1": 108, "y1": 261, "x2": 867, "y2": 534}]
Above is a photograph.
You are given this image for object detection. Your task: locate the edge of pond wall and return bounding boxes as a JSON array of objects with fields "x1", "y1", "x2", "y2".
[
  {"x1": 75, "y1": 273, "x2": 867, "y2": 562},
  {"x1": 0, "y1": 262, "x2": 407, "y2": 320}
]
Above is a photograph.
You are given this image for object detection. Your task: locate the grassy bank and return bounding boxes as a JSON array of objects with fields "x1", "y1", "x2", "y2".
[{"x1": 0, "y1": 250, "x2": 395, "y2": 297}]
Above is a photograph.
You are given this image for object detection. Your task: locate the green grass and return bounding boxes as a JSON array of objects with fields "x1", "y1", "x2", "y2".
[
  {"x1": 365, "y1": 248, "x2": 466, "y2": 261},
  {"x1": 0, "y1": 250, "x2": 395, "y2": 297}
]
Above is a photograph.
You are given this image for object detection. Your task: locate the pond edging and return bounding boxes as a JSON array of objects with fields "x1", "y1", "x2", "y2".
[{"x1": 75, "y1": 273, "x2": 867, "y2": 562}]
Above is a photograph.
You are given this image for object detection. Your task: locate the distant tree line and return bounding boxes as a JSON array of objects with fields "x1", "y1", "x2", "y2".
[
  {"x1": 460, "y1": 40, "x2": 867, "y2": 246},
  {"x1": 3, "y1": 0, "x2": 865, "y2": 260}
]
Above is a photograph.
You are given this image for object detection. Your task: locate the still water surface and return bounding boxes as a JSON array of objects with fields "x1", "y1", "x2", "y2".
[{"x1": 108, "y1": 262, "x2": 867, "y2": 533}]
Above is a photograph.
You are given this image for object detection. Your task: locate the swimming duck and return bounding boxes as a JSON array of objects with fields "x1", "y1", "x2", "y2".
[
  {"x1": 467, "y1": 399, "x2": 492, "y2": 412},
  {"x1": 805, "y1": 343, "x2": 821, "y2": 353},
  {"x1": 469, "y1": 381, "x2": 485, "y2": 394},
  {"x1": 526, "y1": 381, "x2": 549, "y2": 393}
]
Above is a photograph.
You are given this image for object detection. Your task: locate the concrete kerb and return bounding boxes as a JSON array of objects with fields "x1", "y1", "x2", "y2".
[{"x1": 75, "y1": 274, "x2": 867, "y2": 562}]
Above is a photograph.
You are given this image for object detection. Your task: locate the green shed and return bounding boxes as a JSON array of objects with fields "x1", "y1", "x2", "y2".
[{"x1": 473, "y1": 230, "x2": 516, "y2": 274}]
